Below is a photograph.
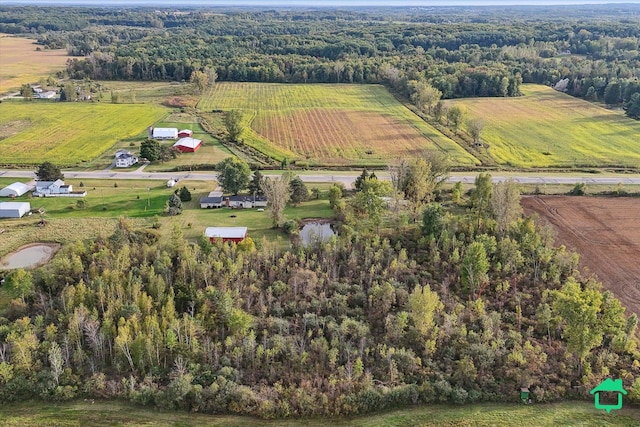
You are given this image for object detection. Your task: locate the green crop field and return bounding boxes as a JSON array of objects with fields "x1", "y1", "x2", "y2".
[
  {"x1": 199, "y1": 83, "x2": 479, "y2": 167},
  {"x1": 0, "y1": 102, "x2": 167, "y2": 167},
  {"x1": 450, "y1": 84, "x2": 640, "y2": 168},
  {"x1": 0, "y1": 400, "x2": 638, "y2": 427}
]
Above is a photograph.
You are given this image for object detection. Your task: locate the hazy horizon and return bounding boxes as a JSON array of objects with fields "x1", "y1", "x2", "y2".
[{"x1": 3, "y1": 0, "x2": 640, "y2": 6}]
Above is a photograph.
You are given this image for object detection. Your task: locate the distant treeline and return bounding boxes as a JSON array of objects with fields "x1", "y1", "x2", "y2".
[{"x1": 1, "y1": 6, "x2": 639, "y2": 107}]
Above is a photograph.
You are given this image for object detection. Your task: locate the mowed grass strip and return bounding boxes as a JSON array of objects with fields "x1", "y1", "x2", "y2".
[
  {"x1": 0, "y1": 400, "x2": 637, "y2": 427},
  {"x1": 199, "y1": 83, "x2": 478, "y2": 166},
  {"x1": 0, "y1": 102, "x2": 167, "y2": 166},
  {"x1": 450, "y1": 84, "x2": 640, "y2": 168},
  {"x1": 0, "y1": 35, "x2": 72, "y2": 93}
]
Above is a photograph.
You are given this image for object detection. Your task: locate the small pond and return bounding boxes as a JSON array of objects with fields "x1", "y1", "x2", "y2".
[
  {"x1": 299, "y1": 222, "x2": 336, "y2": 246},
  {"x1": 0, "y1": 243, "x2": 60, "y2": 270}
]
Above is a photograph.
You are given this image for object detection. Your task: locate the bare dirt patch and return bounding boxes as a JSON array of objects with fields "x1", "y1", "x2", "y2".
[
  {"x1": 0, "y1": 119, "x2": 32, "y2": 140},
  {"x1": 522, "y1": 196, "x2": 640, "y2": 316},
  {"x1": 253, "y1": 109, "x2": 434, "y2": 164}
]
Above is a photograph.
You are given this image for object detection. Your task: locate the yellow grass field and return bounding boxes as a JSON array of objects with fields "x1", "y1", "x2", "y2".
[
  {"x1": 0, "y1": 35, "x2": 72, "y2": 93},
  {"x1": 450, "y1": 84, "x2": 640, "y2": 168},
  {"x1": 199, "y1": 83, "x2": 478, "y2": 166},
  {"x1": 0, "y1": 102, "x2": 167, "y2": 166}
]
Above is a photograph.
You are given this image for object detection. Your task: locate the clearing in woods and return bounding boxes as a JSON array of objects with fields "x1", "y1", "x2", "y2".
[
  {"x1": 522, "y1": 195, "x2": 640, "y2": 316},
  {"x1": 0, "y1": 35, "x2": 72, "y2": 93},
  {"x1": 449, "y1": 84, "x2": 640, "y2": 168},
  {"x1": 198, "y1": 83, "x2": 479, "y2": 166},
  {"x1": 0, "y1": 102, "x2": 167, "y2": 166}
]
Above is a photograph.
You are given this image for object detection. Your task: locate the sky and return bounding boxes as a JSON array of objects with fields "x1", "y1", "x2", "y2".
[{"x1": 4, "y1": 1, "x2": 640, "y2": 6}]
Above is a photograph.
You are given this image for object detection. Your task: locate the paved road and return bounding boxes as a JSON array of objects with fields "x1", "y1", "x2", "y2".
[{"x1": 1, "y1": 169, "x2": 640, "y2": 187}]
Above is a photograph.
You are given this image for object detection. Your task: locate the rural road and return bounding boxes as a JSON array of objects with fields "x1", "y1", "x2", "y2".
[{"x1": 2, "y1": 169, "x2": 640, "y2": 187}]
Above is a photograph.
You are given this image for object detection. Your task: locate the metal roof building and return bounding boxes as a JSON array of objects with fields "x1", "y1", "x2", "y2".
[
  {"x1": 0, "y1": 202, "x2": 31, "y2": 218},
  {"x1": 0, "y1": 182, "x2": 32, "y2": 197}
]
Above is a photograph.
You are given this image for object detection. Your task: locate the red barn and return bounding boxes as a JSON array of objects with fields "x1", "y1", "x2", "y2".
[
  {"x1": 205, "y1": 227, "x2": 248, "y2": 243},
  {"x1": 173, "y1": 137, "x2": 202, "y2": 152},
  {"x1": 178, "y1": 129, "x2": 193, "y2": 137}
]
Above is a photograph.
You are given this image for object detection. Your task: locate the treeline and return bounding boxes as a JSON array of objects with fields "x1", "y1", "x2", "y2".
[
  {"x1": 3, "y1": 6, "x2": 639, "y2": 105},
  {"x1": 1, "y1": 172, "x2": 639, "y2": 417}
]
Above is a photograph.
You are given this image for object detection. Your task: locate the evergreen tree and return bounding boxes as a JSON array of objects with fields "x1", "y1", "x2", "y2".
[
  {"x1": 354, "y1": 169, "x2": 368, "y2": 191},
  {"x1": 36, "y1": 161, "x2": 64, "y2": 181},
  {"x1": 178, "y1": 186, "x2": 192, "y2": 202},
  {"x1": 249, "y1": 171, "x2": 265, "y2": 196},
  {"x1": 289, "y1": 177, "x2": 309, "y2": 205},
  {"x1": 166, "y1": 194, "x2": 182, "y2": 216},
  {"x1": 140, "y1": 139, "x2": 161, "y2": 162}
]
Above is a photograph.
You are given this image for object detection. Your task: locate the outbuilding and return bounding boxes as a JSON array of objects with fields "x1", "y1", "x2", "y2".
[
  {"x1": 152, "y1": 127, "x2": 178, "y2": 140},
  {"x1": 0, "y1": 202, "x2": 31, "y2": 218},
  {"x1": 205, "y1": 227, "x2": 248, "y2": 243},
  {"x1": 173, "y1": 137, "x2": 202, "y2": 153},
  {"x1": 178, "y1": 129, "x2": 193, "y2": 137},
  {"x1": 0, "y1": 182, "x2": 33, "y2": 197}
]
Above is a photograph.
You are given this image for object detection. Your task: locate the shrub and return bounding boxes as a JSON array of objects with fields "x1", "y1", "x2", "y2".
[{"x1": 568, "y1": 182, "x2": 585, "y2": 195}]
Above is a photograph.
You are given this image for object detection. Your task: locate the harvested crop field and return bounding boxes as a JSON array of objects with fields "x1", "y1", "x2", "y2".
[
  {"x1": 451, "y1": 85, "x2": 640, "y2": 168},
  {"x1": 522, "y1": 196, "x2": 640, "y2": 315},
  {"x1": 0, "y1": 35, "x2": 72, "y2": 93},
  {"x1": 199, "y1": 83, "x2": 478, "y2": 166},
  {"x1": 0, "y1": 102, "x2": 167, "y2": 166}
]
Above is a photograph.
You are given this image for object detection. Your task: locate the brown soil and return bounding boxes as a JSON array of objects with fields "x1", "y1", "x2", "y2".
[
  {"x1": 522, "y1": 196, "x2": 640, "y2": 316},
  {"x1": 253, "y1": 109, "x2": 431, "y2": 164}
]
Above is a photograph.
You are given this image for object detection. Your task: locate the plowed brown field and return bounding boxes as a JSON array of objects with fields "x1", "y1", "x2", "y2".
[{"x1": 522, "y1": 196, "x2": 640, "y2": 315}]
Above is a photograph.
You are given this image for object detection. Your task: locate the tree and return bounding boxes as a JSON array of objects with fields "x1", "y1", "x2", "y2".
[
  {"x1": 408, "y1": 284, "x2": 443, "y2": 338},
  {"x1": 217, "y1": 157, "x2": 251, "y2": 195},
  {"x1": 289, "y1": 177, "x2": 309, "y2": 205},
  {"x1": 552, "y1": 278, "x2": 604, "y2": 376},
  {"x1": 624, "y1": 93, "x2": 640, "y2": 119},
  {"x1": 3, "y1": 269, "x2": 33, "y2": 303},
  {"x1": 140, "y1": 139, "x2": 161, "y2": 162},
  {"x1": 190, "y1": 70, "x2": 209, "y2": 94},
  {"x1": 225, "y1": 110, "x2": 244, "y2": 142},
  {"x1": 204, "y1": 66, "x2": 218, "y2": 86},
  {"x1": 433, "y1": 100, "x2": 447, "y2": 123},
  {"x1": 422, "y1": 203, "x2": 445, "y2": 238},
  {"x1": 466, "y1": 119, "x2": 485, "y2": 144},
  {"x1": 491, "y1": 179, "x2": 522, "y2": 237},
  {"x1": 401, "y1": 152, "x2": 449, "y2": 221},
  {"x1": 470, "y1": 173, "x2": 493, "y2": 228},
  {"x1": 461, "y1": 241, "x2": 489, "y2": 299},
  {"x1": 409, "y1": 80, "x2": 442, "y2": 114},
  {"x1": 447, "y1": 105, "x2": 465, "y2": 132},
  {"x1": 178, "y1": 186, "x2": 191, "y2": 202},
  {"x1": 165, "y1": 194, "x2": 182, "y2": 216},
  {"x1": 20, "y1": 84, "x2": 34, "y2": 100},
  {"x1": 604, "y1": 81, "x2": 622, "y2": 105},
  {"x1": 48, "y1": 341, "x2": 64, "y2": 385},
  {"x1": 36, "y1": 161, "x2": 64, "y2": 181},
  {"x1": 159, "y1": 145, "x2": 180, "y2": 162},
  {"x1": 354, "y1": 169, "x2": 369, "y2": 192},
  {"x1": 328, "y1": 184, "x2": 342, "y2": 210},
  {"x1": 249, "y1": 171, "x2": 265, "y2": 196},
  {"x1": 261, "y1": 174, "x2": 291, "y2": 227},
  {"x1": 59, "y1": 82, "x2": 75, "y2": 102}
]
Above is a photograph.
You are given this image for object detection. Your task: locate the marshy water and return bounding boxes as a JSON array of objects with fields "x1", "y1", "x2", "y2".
[
  {"x1": 299, "y1": 222, "x2": 336, "y2": 246},
  {"x1": 0, "y1": 243, "x2": 60, "y2": 270}
]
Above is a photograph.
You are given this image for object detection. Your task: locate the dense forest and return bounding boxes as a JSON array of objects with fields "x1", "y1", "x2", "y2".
[
  {"x1": 2, "y1": 170, "x2": 640, "y2": 417},
  {"x1": 1, "y1": 5, "x2": 640, "y2": 112}
]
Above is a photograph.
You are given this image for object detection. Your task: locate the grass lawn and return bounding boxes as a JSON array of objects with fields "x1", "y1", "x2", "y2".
[
  {"x1": 0, "y1": 400, "x2": 638, "y2": 427},
  {"x1": 198, "y1": 83, "x2": 478, "y2": 167},
  {"x1": 449, "y1": 84, "x2": 640, "y2": 168},
  {"x1": 0, "y1": 178, "x2": 335, "y2": 255},
  {"x1": 0, "y1": 34, "x2": 71, "y2": 93},
  {"x1": 0, "y1": 102, "x2": 167, "y2": 167}
]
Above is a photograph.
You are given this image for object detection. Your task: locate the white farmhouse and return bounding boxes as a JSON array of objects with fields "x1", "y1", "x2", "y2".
[{"x1": 114, "y1": 150, "x2": 138, "y2": 168}]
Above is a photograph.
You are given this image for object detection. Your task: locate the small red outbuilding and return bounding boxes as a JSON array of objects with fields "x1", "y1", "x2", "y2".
[{"x1": 178, "y1": 129, "x2": 193, "y2": 137}]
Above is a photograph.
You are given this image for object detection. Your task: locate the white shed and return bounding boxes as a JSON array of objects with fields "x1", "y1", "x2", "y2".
[
  {"x1": 0, "y1": 182, "x2": 33, "y2": 197},
  {"x1": 167, "y1": 179, "x2": 177, "y2": 188},
  {"x1": 0, "y1": 202, "x2": 31, "y2": 218},
  {"x1": 152, "y1": 127, "x2": 179, "y2": 140}
]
